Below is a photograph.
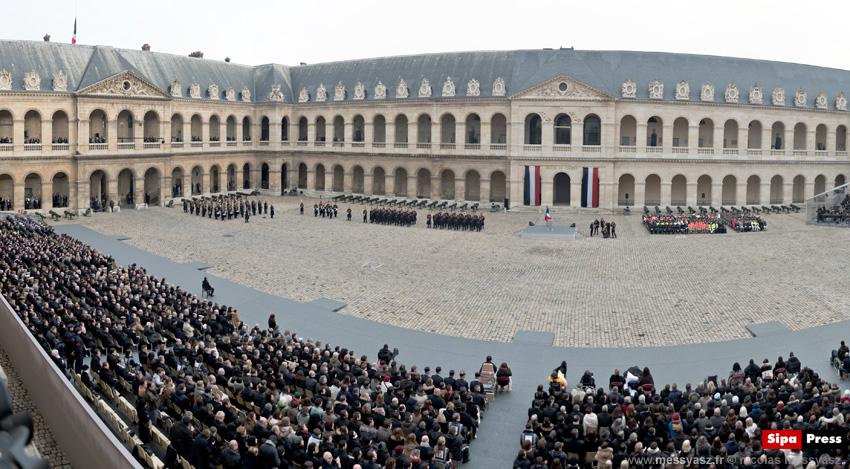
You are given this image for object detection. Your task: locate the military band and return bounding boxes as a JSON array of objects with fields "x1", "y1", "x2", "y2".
[{"x1": 182, "y1": 194, "x2": 272, "y2": 222}]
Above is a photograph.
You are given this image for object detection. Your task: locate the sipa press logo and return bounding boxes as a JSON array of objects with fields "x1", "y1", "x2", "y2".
[{"x1": 763, "y1": 430, "x2": 844, "y2": 449}]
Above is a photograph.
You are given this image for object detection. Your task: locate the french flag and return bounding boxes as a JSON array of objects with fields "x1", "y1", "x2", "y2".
[
  {"x1": 524, "y1": 166, "x2": 541, "y2": 206},
  {"x1": 72, "y1": 18, "x2": 77, "y2": 44},
  {"x1": 581, "y1": 167, "x2": 599, "y2": 208},
  {"x1": 545, "y1": 207, "x2": 551, "y2": 222}
]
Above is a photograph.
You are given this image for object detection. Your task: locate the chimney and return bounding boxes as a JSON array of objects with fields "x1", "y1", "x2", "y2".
[
  {"x1": 189, "y1": 51, "x2": 204, "y2": 59},
  {"x1": 142, "y1": 43, "x2": 151, "y2": 51},
  {"x1": 43, "y1": 34, "x2": 50, "y2": 42},
  {"x1": 224, "y1": 57, "x2": 231, "y2": 63},
  {"x1": 300, "y1": 62, "x2": 307, "y2": 66}
]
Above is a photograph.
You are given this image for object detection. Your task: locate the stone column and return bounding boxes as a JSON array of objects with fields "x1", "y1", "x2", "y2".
[
  {"x1": 201, "y1": 120, "x2": 210, "y2": 148},
  {"x1": 306, "y1": 170, "x2": 315, "y2": 192},
  {"x1": 270, "y1": 118, "x2": 281, "y2": 143},
  {"x1": 307, "y1": 121, "x2": 315, "y2": 143},
  {"x1": 236, "y1": 121, "x2": 243, "y2": 143},
  {"x1": 760, "y1": 182, "x2": 771, "y2": 205},
  {"x1": 407, "y1": 120, "x2": 417, "y2": 145},
  {"x1": 826, "y1": 129, "x2": 836, "y2": 154},
  {"x1": 480, "y1": 178, "x2": 491, "y2": 203},
  {"x1": 363, "y1": 173, "x2": 373, "y2": 196},
  {"x1": 343, "y1": 172, "x2": 353, "y2": 193},
  {"x1": 40, "y1": 180, "x2": 52, "y2": 208},
  {"x1": 385, "y1": 172, "x2": 395, "y2": 197},
  {"x1": 711, "y1": 182, "x2": 722, "y2": 206},
  {"x1": 385, "y1": 121, "x2": 395, "y2": 147},
  {"x1": 805, "y1": 181, "x2": 816, "y2": 199},
  {"x1": 713, "y1": 125, "x2": 724, "y2": 151},
  {"x1": 509, "y1": 173, "x2": 524, "y2": 209},
  {"x1": 480, "y1": 120, "x2": 491, "y2": 148},
  {"x1": 784, "y1": 127, "x2": 794, "y2": 152},
  {"x1": 162, "y1": 119, "x2": 171, "y2": 150},
  {"x1": 159, "y1": 175, "x2": 171, "y2": 205},
  {"x1": 600, "y1": 180, "x2": 614, "y2": 210},
  {"x1": 42, "y1": 119, "x2": 52, "y2": 150},
  {"x1": 345, "y1": 122, "x2": 354, "y2": 144},
  {"x1": 269, "y1": 167, "x2": 282, "y2": 194},
  {"x1": 806, "y1": 129, "x2": 816, "y2": 153},
  {"x1": 454, "y1": 178, "x2": 465, "y2": 201},
  {"x1": 660, "y1": 181, "x2": 672, "y2": 206},
  {"x1": 12, "y1": 120, "x2": 24, "y2": 153},
  {"x1": 738, "y1": 125, "x2": 749, "y2": 151},
  {"x1": 407, "y1": 174, "x2": 418, "y2": 198},
  {"x1": 688, "y1": 125, "x2": 699, "y2": 153},
  {"x1": 73, "y1": 180, "x2": 87, "y2": 210},
  {"x1": 430, "y1": 176, "x2": 441, "y2": 199},
  {"x1": 635, "y1": 180, "x2": 646, "y2": 207},
  {"x1": 736, "y1": 182, "x2": 748, "y2": 206},
  {"x1": 686, "y1": 182, "x2": 698, "y2": 206},
  {"x1": 762, "y1": 125, "x2": 773, "y2": 151},
  {"x1": 183, "y1": 119, "x2": 191, "y2": 145},
  {"x1": 572, "y1": 121, "x2": 584, "y2": 147},
  {"x1": 540, "y1": 173, "x2": 554, "y2": 206},
  {"x1": 364, "y1": 122, "x2": 373, "y2": 146},
  {"x1": 134, "y1": 178, "x2": 145, "y2": 206},
  {"x1": 106, "y1": 119, "x2": 118, "y2": 152},
  {"x1": 288, "y1": 120, "x2": 298, "y2": 143},
  {"x1": 783, "y1": 182, "x2": 793, "y2": 204},
  {"x1": 106, "y1": 178, "x2": 119, "y2": 205},
  {"x1": 431, "y1": 120, "x2": 440, "y2": 146},
  {"x1": 77, "y1": 119, "x2": 89, "y2": 152},
  {"x1": 636, "y1": 123, "x2": 648, "y2": 151},
  {"x1": 455, "y1": 120, "x2": 465, "y2": 146},
  {"x1": 569, "y1": 175, "x2": 581, "y2": 208},
  {"x1": 541, "y1": 119, "x2": 554, "y2": 150},
  {"x1": 662, "y1": 124, "x2": 674, "y2": 153}
]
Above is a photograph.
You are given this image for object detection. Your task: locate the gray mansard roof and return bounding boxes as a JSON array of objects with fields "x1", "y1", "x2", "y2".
[{"x1": 1, "y1": 39, "x2": 849, "y2": 110}]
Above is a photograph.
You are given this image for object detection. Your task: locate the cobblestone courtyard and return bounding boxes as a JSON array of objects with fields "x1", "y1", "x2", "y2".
[{"x1": 55, "y1": 197, "x2": 850, "y2": 347}]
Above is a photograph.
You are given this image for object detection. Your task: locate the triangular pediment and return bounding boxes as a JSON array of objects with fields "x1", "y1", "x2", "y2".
[
  {"x1": 510, "y1": 75, "x2": 614, "y2": 101},
  {"x1": 76, "y1": 71, "x2": 171, "y2": 99}
]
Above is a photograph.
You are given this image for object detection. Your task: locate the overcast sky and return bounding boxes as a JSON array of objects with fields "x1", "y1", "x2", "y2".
[{"x1": 2, "y1": 0, "x2": 848, "y2": 70}]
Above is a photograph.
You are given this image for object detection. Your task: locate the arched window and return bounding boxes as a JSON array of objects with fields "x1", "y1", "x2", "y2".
[
  {"x1": 583, "y1": 115, "x2": 601, "y2": 146},
  {"x1": 524, "y1": 114, "x2": 541, "y2": 145},
  {"x1": 554, "y1": 115, "x2": 571, "y2": 145}
]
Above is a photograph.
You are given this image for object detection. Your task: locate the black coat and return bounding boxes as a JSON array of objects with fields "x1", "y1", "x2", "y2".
[{"x1": 187, "y1": 434, "x2": 212, "y2": 469}]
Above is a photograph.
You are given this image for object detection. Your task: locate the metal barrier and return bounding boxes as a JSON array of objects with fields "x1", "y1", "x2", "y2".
[{"x1": 0, "y1": 294, "x2": 143, "y2": 469}]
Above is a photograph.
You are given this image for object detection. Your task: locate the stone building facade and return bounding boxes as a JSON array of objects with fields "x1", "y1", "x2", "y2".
[{"x1": 0, "y1": 41, "x2": 847, "y2": 211}]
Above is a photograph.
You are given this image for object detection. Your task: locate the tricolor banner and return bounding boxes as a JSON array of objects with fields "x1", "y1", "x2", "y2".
[
  {"x1": 581, "y1": 167, "x2": 599, "y2": 208},
  {"x1": 72, "y1": 18, "x2": 77, "y2": 44},
  {"x1": 524, "y1": 166, "x2": 541, "y2": 206}
]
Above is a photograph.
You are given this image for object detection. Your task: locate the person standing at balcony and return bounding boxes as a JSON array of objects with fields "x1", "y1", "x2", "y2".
[{"x1": 650, "y1": 130, "x2": 658, "y2": 147}]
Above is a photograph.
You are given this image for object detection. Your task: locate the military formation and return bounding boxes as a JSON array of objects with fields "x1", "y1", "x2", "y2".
[
  {"x1": 367, "y1": 206, "x2": 417, "y2": 226},
  {"x1": 183, "y1": 194, "x2": 273, "y2": 223},
  {"x1": 427, "y1": 211, "x2": 485, "y2": 231},
  {"x1": 642, "y1": 214, "x2": 726, "y2": 234},
  {"x1": 312, "y1": 201, "x2": 339, "y2": 218}
]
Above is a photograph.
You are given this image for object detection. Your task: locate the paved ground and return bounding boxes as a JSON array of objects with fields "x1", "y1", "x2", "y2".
[
  {"x1": 49, "y1": 221, "x2": 850, "y2": 469},
  {"x1": 0, "y1": 344, "x2": 72, "y2": 469},
  {"x1": 52, "y1": 196, "x2": 850, "y2": 347}
]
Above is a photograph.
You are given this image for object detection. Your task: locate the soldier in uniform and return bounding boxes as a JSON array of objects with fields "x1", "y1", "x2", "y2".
[
  {"x1": 300, "y1": 202, "x2": 304, "y2": 215},
  {"x1": 270, "y1": 205, "x2": 275, "y2": 219},
  {"x1": 347, "y1": 207, "x2": 352, "y2": 221},
  {"x1": 313, "y1": 204, "x2": 319, "y2": 217},
  {"x1": 363, "y1": 208, "x2": 368, "y2": 223},
  {"x1": 264, "y1": 201, "x2": 268, "y2": 215}
]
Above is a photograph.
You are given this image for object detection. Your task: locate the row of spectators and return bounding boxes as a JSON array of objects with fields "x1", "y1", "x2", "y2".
[
  {"x1": 0, "y1": 214, "x2": 486, "y2": 469},
  {"x1": 816, "y1": 195, "x2": 849, "y2": 224},
  {"x1": 720, "y1": 214, "x2": 767, "y2": 232},
  {"x1": 518, "y1": 360, "x2": 849, "y2": 469},
  {"x1": 642, "y1": 215, "x2": 726, "y2": 234}
]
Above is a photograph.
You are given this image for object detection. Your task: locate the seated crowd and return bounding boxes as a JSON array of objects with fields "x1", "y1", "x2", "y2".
[
  {"x1": 518, "y1": 360, "x2": 850, "y2": 469},
  {"x1": 720, "y1": 213, "x2": 767, "y2": 232},
  {"x1": 816, "y1": 195, "x2": 850, "y2": 224},
  {"x1": 642, "y1": 215, "x2": 726, "y2": 234},
  {"x1": 0, "y1": 214, "x2": 485, "y2": 469}
]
